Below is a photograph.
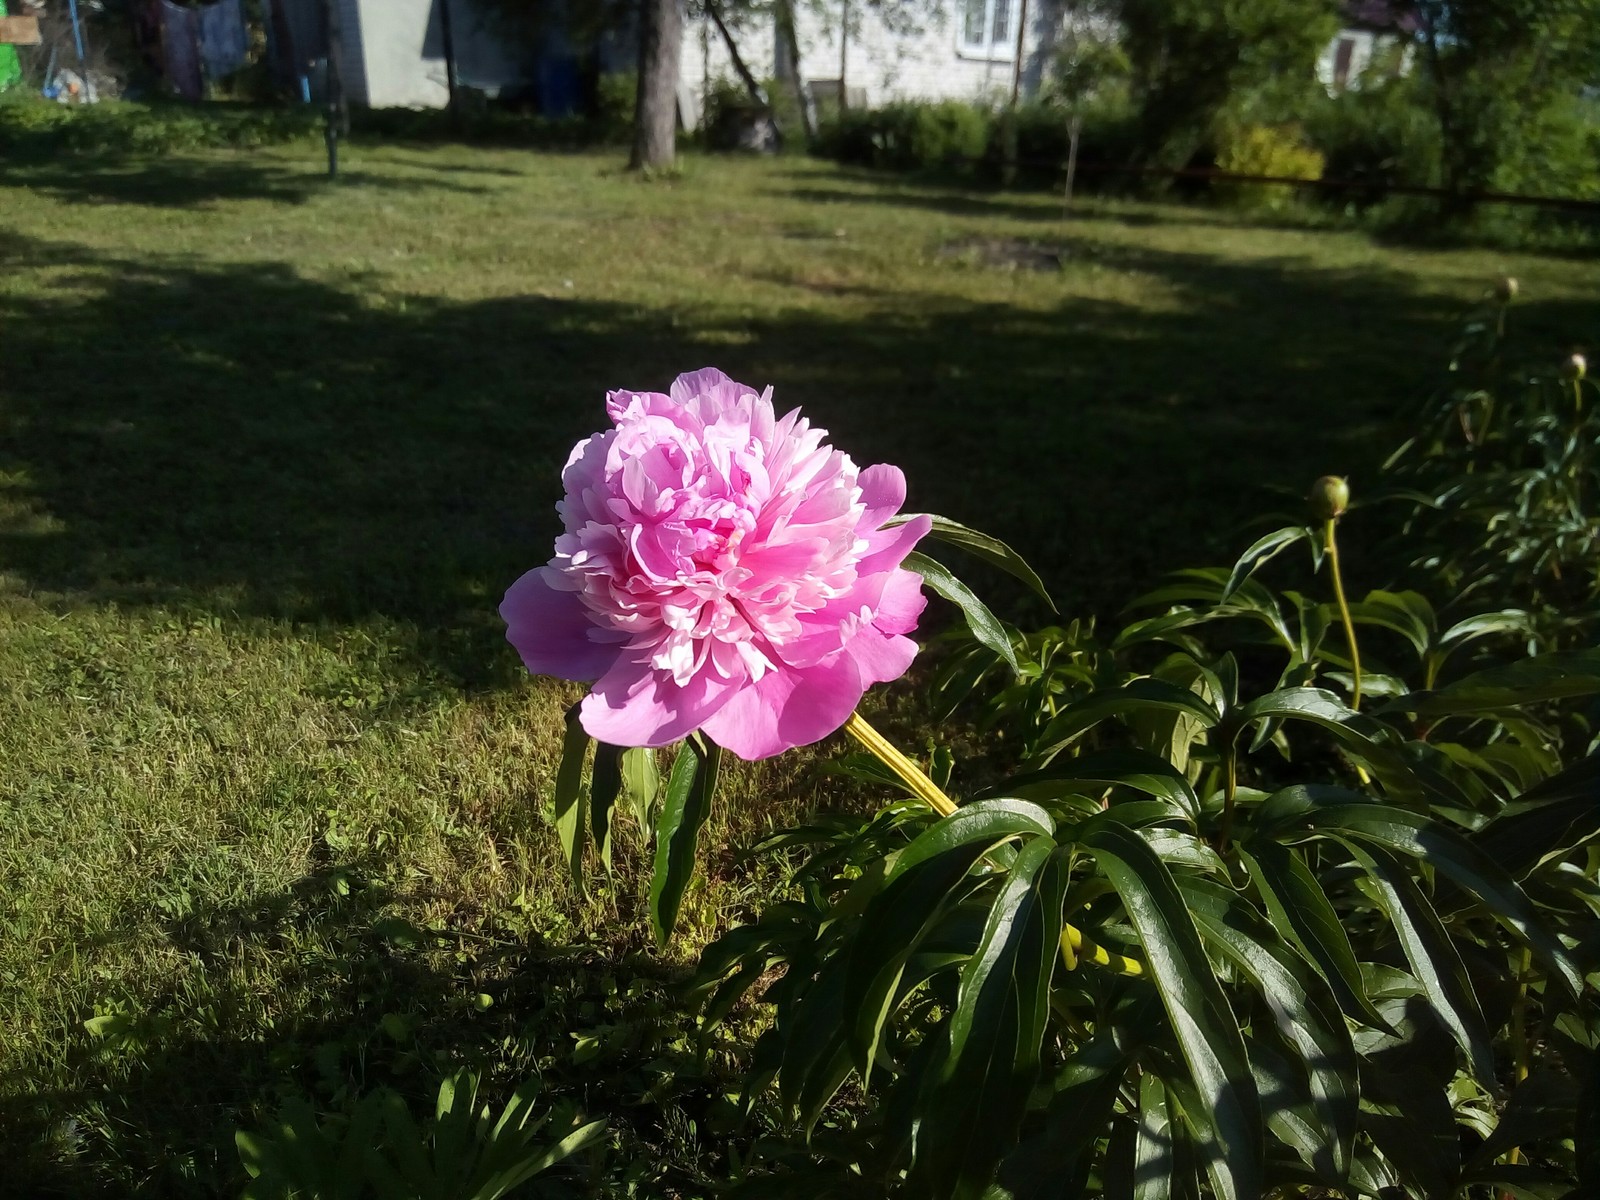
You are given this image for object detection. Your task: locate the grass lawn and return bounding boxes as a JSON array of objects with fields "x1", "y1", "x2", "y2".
[{"x1": 1, "y1": 140, "x2": 1596, "y2": 1197}]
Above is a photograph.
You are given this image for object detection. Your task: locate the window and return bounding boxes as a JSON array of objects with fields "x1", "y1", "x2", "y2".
[{"x1": 962, "y1": 0, "x2": 1015, "y2": 54}]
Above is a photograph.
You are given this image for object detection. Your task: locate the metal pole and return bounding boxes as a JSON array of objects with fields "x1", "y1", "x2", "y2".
[
  {"x1": 439, "y1": 0, "x2": 459, "y2": 130},
  {"x1": 322, "y1": 0, "x2": 343, "y2": 179},
  {"x1": 66, "y1": 0, "x2": 84, "y2": 61}
]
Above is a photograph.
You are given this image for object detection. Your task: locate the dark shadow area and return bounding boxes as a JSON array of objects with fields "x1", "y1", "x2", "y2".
[
  {"x1": 1, "y1": 157, "x2": 493, "y2": 209},
  {"x1": 0, "y1": 859, "x2": 734, "y2": 1199},
  {"x1": 4, "y1": 211, "x2": 1597, "y2": 682}
]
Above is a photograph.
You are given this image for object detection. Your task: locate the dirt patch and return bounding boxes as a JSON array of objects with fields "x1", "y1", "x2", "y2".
[{"x1": 937, "y1": 236, "x2": 1064, "y2": 271}]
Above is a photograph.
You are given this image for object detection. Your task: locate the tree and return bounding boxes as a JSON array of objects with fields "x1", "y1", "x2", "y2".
[
  {"x1": 631, "y1": 0, "x2": 684, "y2": 169},
  {"x1": 1413, "y1": 0, "x2": 1600, "y2": 204},
  {"x1": 1114, "y1": 0, "x2": 1339, "y2": 166}
]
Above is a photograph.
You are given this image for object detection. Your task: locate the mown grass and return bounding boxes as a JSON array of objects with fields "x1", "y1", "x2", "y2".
[{"x1": 1, "y1": 141, "x2": 1596, "y2": 1197}]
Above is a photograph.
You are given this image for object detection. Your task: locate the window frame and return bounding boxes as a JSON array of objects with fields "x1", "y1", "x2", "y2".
[{"x1": 956, "y1": 0, "x2": 1018, "y2": 62}]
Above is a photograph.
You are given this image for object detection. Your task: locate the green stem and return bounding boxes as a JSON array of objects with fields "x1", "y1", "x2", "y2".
[
  {"x1": 1507, "y1": 946, "x2": 1534, "y2": 1170},
  {"x1": 843, "y1": 712, "x2": 1143, "y2": 978},
  {"x1": 1324, "y1": 518, "x2": 1362, "y2": 712},
  {"x1": 1217, "y1": 747, "x2": 1239, "y2": 853}
]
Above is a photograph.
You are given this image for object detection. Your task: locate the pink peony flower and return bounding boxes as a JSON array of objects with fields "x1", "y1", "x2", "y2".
[{"x1": 501, "y1": 368, "x2": 930, "y2": 760}]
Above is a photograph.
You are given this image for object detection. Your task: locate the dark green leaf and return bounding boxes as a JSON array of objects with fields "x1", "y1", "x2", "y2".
[
  {"x1": 1179, "y1": 878, "x2": 1357, "y2": 1181},
  {"x1": 554, "y1": 706, "x2": 591, "y2": 891},
  {"x1": 1221, "y1": 526, "x2": 1310, "y2": 603},
  {"x1": 1344, "y1": 843, "x2": 1495, "y2": 1085},
  {"x1": 649, "y1": 736, "x2": 720, "y2": 946},
  {"x1": 906, "y1": 551, "x2": 1022, "y2": 677},
  {"x1": 1034, "y1": 680, "x2": 1220, "y2": 764},
  {"x1": 916, "y1": 839, "x2": 1069, "y2": 1200},
  {"x1": 590, "y1": 743, "x2": 622, "y2": 875},
  {"x1": 891, "y1": 513, "x2": 1055, "y2": 609},
  {"x1": 1388, "y1": 648, "x2": 1600, "y2": 716},
  {"x1": 1237, "y1": 839, "x2": 1387, "y2": 1029},
  {"x1": 1076, "y1": 818, "x2": 1262, "y2": 1200}
]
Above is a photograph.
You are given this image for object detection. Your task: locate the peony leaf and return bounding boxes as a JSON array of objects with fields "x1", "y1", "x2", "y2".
[
  {"x1": 1384, "y1": 648, "x2": 1600, "y2": 716},
  {"x1": 589, "y1": 744, "x2": 622, "y2": 876},
  {"x1": 649, "y1": 736, "x2": 721, "y2": 946},
  {"x1": 554, "y1": 706, "x2": 592, "y2": 892},
  {"x1": 891, "y1": 513, "x2": 1055, "y2": 609},
  {"x1": 1221, "y1": 525, "x2": 1311, "y2": 603},
  {"x1": 619, "y1": 746, "x2": 660, "y2": 845},
  {"x1": 904, "y1": 551, "x2": 1022, "y2": 676},
  {"x1": 1237, "y1": 838, "x2": 1387, "y2": 1029},
  {"x1": 1075, "y1": 817, "x2": 1262, "y2": 1200}
]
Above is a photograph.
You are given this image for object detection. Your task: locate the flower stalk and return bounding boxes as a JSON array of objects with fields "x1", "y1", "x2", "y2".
[
  {"x1": 1324, "y1": 517, "x2": 1362, "y2": 712},
  {"x1": 843, "y1": 712, "x2": 1143, "y2": 978}
]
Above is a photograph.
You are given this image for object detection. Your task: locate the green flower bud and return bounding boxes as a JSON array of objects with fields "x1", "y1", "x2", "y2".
[
  {"x1": 1565, "y1": 353, "x2": 1586, "y2": 381},
  {"x1": 1495, "y1": 276, "x2": 1519, "y2": 303},
  {"x1": 1309, "y1": 475, "x2": 1350, "y2": 521}
]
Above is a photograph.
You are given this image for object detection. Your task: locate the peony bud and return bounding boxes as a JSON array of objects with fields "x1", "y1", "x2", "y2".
[
  {"x1": 1494, "y1": 276, "x2": 1519, "y2": 303},
  {"x1": 1309, "y1": 475, "x2": 1350, "y2": 521},
  {"x1": 1565, "y1": 353, "x2": 1586, "y2": 381}
]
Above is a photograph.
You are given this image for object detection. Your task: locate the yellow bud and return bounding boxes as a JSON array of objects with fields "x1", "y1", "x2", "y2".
[
  {"x1": 1565, "y1": 353, "x2": 1587, "y2": 381},
  {"x1": 1495, "y1": 276, "x2": 1519, "y2": 303},
  {"x1": 1309, "y1": 475, "x2": 1350, "y2": 521}
]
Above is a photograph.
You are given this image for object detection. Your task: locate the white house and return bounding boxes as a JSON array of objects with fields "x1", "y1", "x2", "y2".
[
  {"x1": 681, "y1": 0, "x2": 1067, "y2": 127},
  {"x1": 1314, "y1": 0, "x2": 1417, "y2": 93}
]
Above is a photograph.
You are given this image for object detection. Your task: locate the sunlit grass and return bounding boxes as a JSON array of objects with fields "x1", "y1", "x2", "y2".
[{"x1": 1, "y1": 142, "x2": 1594, "y2": 1196}]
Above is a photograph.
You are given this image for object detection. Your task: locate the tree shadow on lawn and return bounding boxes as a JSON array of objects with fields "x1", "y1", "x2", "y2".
[
  {"x1": 0, "y1": 855, "x2": 729, "y2": 1199},
  {"x1": 1, "y1": 156, "x2": 493, "y2": 209},
  {"x1": 2, "y1": 224, "x2": 1593, "y2": 679}
]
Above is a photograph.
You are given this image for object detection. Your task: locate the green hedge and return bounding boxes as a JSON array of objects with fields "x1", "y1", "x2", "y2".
[{"x1": 0, "y1": 97, "x2": 319, "y2": 158}]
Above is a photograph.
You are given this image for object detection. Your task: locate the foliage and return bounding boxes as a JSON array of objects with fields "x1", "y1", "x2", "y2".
[
  {"x1": 1413, "y1": 0, "x2": 1600, "y2": 203},
  {"x1": 0, "y1": 96, "x2": 317, "y2": 158},
  {"x1": 1114, "y1": 0, "x2": 1341, "y2": 166},
  {"x1": 1214, "y1": 122, "x2": 1325, "y2": 209},
  {"x1": 816, "y1": 100, "x2": 991, "y2": 174},
  {"x1": 673, "y1": 294, "x2": 1600, "y2": 1197},
  {"x1": 5, "y1": 146, "x2": 1597, "y2": 1196},
  {"x1": 235, "y1": 1069, "x2": 606, "y2": 1199},
  {"x1": 1304, "y1": 72, "x2": 1442, "y2": 208},
  {"x1": 1386, "y1": 284, "x2": 1600, "y2": 647}
]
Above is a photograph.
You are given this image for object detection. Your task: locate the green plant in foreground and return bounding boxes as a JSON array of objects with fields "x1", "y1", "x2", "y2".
[
  {"x1": 659, "y1": 297, "x2": 1600, "y2": 1198},
  {"x1": 235, "y1": 1069, "x2": 605, "y2": 1199}
]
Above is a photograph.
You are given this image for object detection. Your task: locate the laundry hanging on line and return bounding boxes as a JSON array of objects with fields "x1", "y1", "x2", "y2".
[
  {"x1": 156, "y1": 0, "x2": 249, "y2": 101},
  {"x1": 0, "y1": 0, "x2": 23, "y2": 94}
]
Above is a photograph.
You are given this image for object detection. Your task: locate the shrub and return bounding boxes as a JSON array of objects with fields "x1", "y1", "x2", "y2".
[
  {"x1": 816, "y1": 100, "x2": 991, "y2": 175},
  {"x1": 1305, "y1": 76, "x2": 1441, "y2": 209},
  {"x1": 0, "y1": 97, "x2": 317, "y2": 159},
  {"x1": 1214, "y1": 121, "x2": 1325, "y2": 209}
]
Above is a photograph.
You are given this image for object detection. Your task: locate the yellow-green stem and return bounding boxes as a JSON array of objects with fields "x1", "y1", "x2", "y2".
[
  {"x1": 843, "y1": 712, "x2": 956, "y2": 817},
  {"x1": 842, "y1": 712, "x2": 1143, "y2": 978},
  {"x1": 1217, "y1": 748, "x2": 1239, "y2": 852},
  {"x1": 1507, "y1": 946, "x2": 1534, "y2": 1169},
  {"x1": 1324, "y1": 518, "x2": 1362, "y2": 712}
]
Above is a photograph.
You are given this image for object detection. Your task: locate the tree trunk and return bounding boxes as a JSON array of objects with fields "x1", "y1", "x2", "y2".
[
  {"x1": 630, "y1": 0, "x2": 682, "y2": 171},
  {"x1": 776, "y1": 0, "x2": 815, "y2": 141}
]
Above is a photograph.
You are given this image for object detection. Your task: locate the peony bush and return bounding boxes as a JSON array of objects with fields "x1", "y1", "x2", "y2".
[{"x1": 489, "y1": 287, "x2": 1598, "y2": 1200}]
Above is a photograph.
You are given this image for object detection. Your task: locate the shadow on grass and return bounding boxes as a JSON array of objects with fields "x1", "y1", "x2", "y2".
[
  {"x1": 3, "y1": 211, "x2": 1596, "y2": 670},
  {"x1": 0, "y1": 851, "x2": 735, "y2": 1199},
  {"x1": 1, "y1": 156, "x2": 493, "y2": 209}
]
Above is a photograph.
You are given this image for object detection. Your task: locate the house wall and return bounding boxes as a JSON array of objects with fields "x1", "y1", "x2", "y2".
[
  {"x1": 1315, "y1": 26, "x2": 1412, "y2": 93},
  {"x1": 681, "y1": 0, "x2": 1063, "y2": 125}
]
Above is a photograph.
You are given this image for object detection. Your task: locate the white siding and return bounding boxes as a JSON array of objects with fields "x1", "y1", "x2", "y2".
[
  {"x1": 1315, "y1": 26, "x2": 1413, "y2": 93},
  {"x1": 681, "y1": 0, "x2": 1062, "y2": 124}
]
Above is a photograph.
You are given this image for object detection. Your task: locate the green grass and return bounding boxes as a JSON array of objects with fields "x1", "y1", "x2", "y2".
[{"x1": 1, "y1": 141, "x2": 1596, "y2": 1197}]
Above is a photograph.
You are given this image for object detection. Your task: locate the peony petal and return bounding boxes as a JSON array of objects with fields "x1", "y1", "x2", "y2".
[
  {"x1": 857, "y1": 463, "x2": 908, "y2": 528},
  {"x1": 873, "y1": 567, "x2": 928, "y2": 638},
  {"x1": 501, "y1": 567, "x2": 626, "y2": 682},
  {"x1": 580, "y1": 658, "x2": 740, "y2": 748},
  {"x1": 843, "y1": 627, "x2": 918, "y2": 687},
  {"x1": 669, "y1": 367, "x2": 734, "y2": 403},
  {"x1": 701, "y1": 654, "x2": 864, "y2": 760}
]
